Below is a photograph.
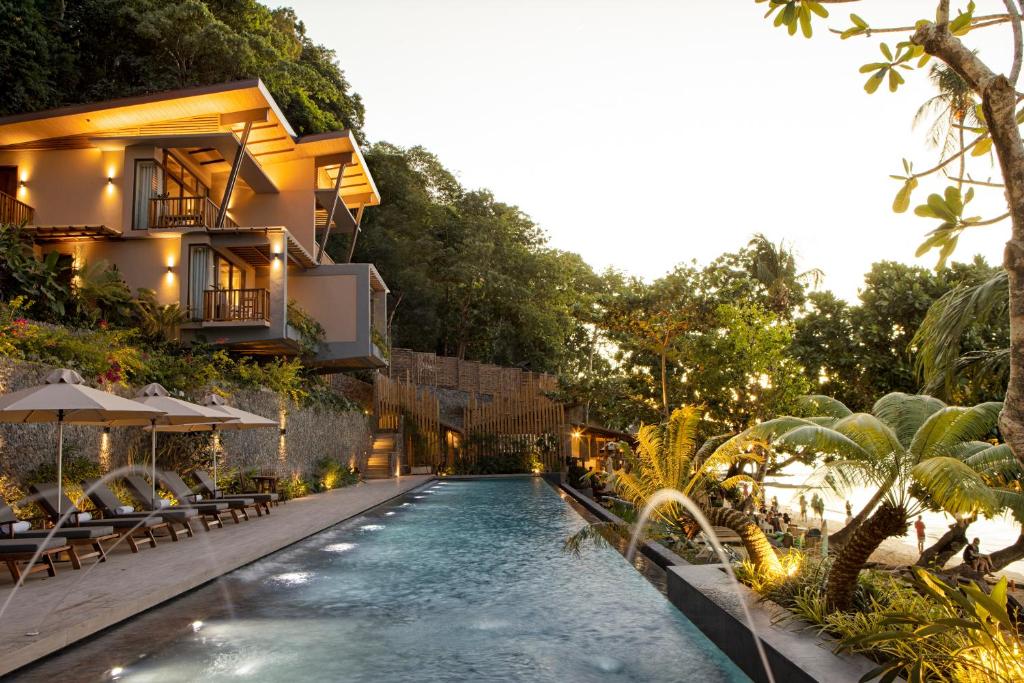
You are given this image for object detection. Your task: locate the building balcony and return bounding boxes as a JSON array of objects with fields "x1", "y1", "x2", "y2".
[
  {"x1": 0, "y1": 190, "x2": 34, "y2": 225},
  {"x1": 148, "y1": 196, "x2": 237, "y2": 230},
  {"x1": 199, "y1": 288, "x2": 271, "y2": 325}
]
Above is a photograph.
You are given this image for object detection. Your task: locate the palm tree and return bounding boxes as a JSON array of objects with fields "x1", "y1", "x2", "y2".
[
  {"x1": 605, "y1": 406, "x2": 783, "y2": 573},
  {"x1": 745, "y1": 233, "x2": 824, "y2": 315},
  {"x1": 913, "y1": 439, "x2": 1024, "y2": 571},
  {"x1": 913, "y1": 63, "x2": 979, "y2": 162},
  {"x1": 774, "y1": 392, "x2": 1001, "y2": 610},
  {"x1": 913, "y1": 270, "x2": 1008, "y2": 401}
]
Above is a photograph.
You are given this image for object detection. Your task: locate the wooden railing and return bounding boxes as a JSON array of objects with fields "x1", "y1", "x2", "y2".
[
  {"x1": 0, "y1": 190, "x2": 34, "y2": 225},
  {"x1": 149, "y1": 196, "x2": 237, "y2": 229},
  {"x1": 201, "y1": 288, "x2": 270, "y2": 322}
]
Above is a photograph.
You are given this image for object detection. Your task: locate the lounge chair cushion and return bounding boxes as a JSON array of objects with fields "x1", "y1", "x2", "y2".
[
  {"x1": 116, "y1": 505, "x2": 134, "y2": 514},
  {"x1": 0, "y1": 537, "x2": 67, "y2": 553},
  {"x1": 79, "y1": 518, "x2": 161, "y2": 530},
  {"x1": 76, "y1": 511, "x2": 93, "y2": 522},
  {"x1": 18, "y1": 526, "x2": 115, "y2": 540},
  {"x1": 0, "y1": 521, "x2": 31, "y2": 535},
  {"x1": 154, "y1": 499, "x2": 171, "y2": 509}
]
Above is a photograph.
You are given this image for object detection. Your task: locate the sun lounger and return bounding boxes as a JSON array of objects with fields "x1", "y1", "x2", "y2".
[
  {"x1": 0, "y1": 536, "x2": 74, "y2": 581},
  {"x1": 84, "y1": 480, "x2": 197, "y2": 541},
  {"x1": 1, "y1": 497, "x2": 116, "y2": 565},
  {"x1": 28, "y1": 483, "x2": 165, "y2": 553},
  {"x1": 120, "y1": 474, "x2": 229, "y2": 530},
  {"x1": 159, "y1": 471, "x2": 258, "y2": 522},
  {"x1": 193, "y1": 470, "x2": 277, "y2": 515}
]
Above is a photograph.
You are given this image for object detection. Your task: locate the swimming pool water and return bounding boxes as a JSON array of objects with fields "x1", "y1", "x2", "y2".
[{"x1": 20, "y1": 478, "x2": 749, "y2": 682}]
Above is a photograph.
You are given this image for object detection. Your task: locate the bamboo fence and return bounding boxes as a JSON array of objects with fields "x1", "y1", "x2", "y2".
[{"x1": 373, "y1": 373, "x2": 441, "y2": 468}]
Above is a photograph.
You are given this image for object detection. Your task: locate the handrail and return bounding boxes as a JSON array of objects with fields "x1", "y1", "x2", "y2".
[
  {"x1": 149, "y1": 196, "x2": 237, "y2": 229},
  {"x1": 201, "y1": 288, "x2": 270, "y2": 322},
  {"x1": 0, "y1": 190, "x2": 34, "y2": 225}
]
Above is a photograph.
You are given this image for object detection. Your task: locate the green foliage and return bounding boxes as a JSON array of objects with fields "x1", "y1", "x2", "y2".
[
  {"x1": 839, "y1": 569, "x2": 1024, "y2": 683},
  {"x1": 859, "y1": 41, "x2": 922, "y2": 94},
  {"x1": 758, "y1": 0, "x2": 829, "y2": 38},
  {"x1": 287, "y1": 299, "x2": 325, "y2": 356},
  {"x1": 310, "y1": 457, "x2": 358, "y2": 492},
  {"x1": 0, "y1": 223, "x2": 71, "y2": 322}
]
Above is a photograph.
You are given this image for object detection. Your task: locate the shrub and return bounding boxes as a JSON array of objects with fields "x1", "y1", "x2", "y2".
[{"x1": 311, "y1": 457, "x2": 358, "y2": 492}]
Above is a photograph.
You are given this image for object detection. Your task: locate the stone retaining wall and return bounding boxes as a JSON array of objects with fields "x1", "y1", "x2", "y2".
[{"x1": 0, "y1": 359, "x2": 372, "y2": 491}]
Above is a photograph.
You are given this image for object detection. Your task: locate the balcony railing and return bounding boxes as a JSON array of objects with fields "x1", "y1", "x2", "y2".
[
  {"x1": 0, "y1": 190, "x2": 34, "y2": 225},
  {"x1": 201, "y1": 288, "x2": 270, "y2": 322},
  {"x1": 149, "y1": 196, "x2": 237, "y2": 230}
]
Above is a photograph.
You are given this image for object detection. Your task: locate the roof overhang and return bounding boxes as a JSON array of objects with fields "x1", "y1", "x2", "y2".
[
  {"x1": 0, "y1": 80, "x2": 378, "y2": 207},
  {"x1": 22, "y1": 225, "x2": 122, "y2": 242},
  {"x1": 90, "y1": 133, "x2": 277, "y2": 194}
]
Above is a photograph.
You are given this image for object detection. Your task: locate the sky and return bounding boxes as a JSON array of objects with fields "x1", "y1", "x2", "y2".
[{"x1": 289, "y1": 0, "x2": 1013, "y2": 301}]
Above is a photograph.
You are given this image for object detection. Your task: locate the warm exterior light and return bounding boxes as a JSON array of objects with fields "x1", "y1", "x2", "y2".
[
  {"x1": 107, "y1": 176, "x2": 113, "y2": 185},
  {"x1": 103, "y1": 426, "x2": 111, "y2": 434},
  {"x1": 18, "y1": 180, "x2": 26, "y2": 188},
  {"x1": 279, "y1": 427, "x2": 287, "y2": 436},
  {"x1": 272, "y1": 252, "x2": 282, "y2": 260},
  {"x1": 166, "y1": 265, "x2": 173, "y2": 273}
]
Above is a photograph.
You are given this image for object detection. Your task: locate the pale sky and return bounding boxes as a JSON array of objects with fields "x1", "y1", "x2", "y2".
[{"x1": 289, "y1": 0, "x2": 1012, "y2": 301}]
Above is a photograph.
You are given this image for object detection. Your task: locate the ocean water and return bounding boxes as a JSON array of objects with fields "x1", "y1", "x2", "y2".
[{"x1": 18, "y1": 478, "x2": 749, "y2": 682}]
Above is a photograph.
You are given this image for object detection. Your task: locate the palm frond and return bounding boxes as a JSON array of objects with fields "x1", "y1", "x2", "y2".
[
  {"x1": 796, "y1": 394, "x2": 852, "y2": 419},
  {"x1": 913, "y1": 271, "x2": 1008, "y2": 399},
  {"x1": 871, "y1": 392, "x2": 946, "y2": 448},
  {"x1": 964, "y1": 444, "x2": 1021, "y2": 480},
  {"x1": 912, "y1": 457, "x2": 1000, "y2": 517},
  {"x1": 562, "y1": 521, "x2": 628, "y2": 557},
  {"x1": 832, "y1": 413, "x2": 903, "y2": 460},
  {"x1": 920, "y1": 402, "x2": 1002, "y2": 458},
  {"x1": 776, "y1": 424, "x2": 872, "y2": 463}
]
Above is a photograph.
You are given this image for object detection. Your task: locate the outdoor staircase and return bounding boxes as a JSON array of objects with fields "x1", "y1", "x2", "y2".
[{"x1": 366, "y1": 433, "x2": 398, "y2": 478}]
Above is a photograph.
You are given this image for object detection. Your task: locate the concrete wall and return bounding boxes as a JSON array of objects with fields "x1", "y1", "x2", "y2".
[
  {"x1": 288, "y1": 270, "x2": 358, "y2": 342},
  {"x1": 42, "y1": 237, "x2": 182, "y2": 306},
  {"x1": 229, "y1": 157, "x2": 317, "y2": 252},
  {"x1": 0, "y1": 359, "x2": 372, "y2": 497},
  {"x1": 0, "y1": 148, "x2": 126, "y2": 229}
]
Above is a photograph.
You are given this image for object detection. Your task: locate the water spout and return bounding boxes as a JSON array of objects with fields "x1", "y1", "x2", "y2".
[{"x1": 626, "y1": 488, "x2": 775, "y2": 683}]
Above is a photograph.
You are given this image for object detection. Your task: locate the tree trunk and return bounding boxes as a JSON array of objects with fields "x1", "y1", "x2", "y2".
[
  {"x1": 660, "y1": 344, "x2": 669, "y2": 417},
  {"x1": 987, "y1": 533, "x2": 1024, "y2": 571},
  {"x1": 829, "y1": 483, "x2": 889, "y2": 548},
  {"x1": 826, "y1": 502, "x2": 908, "y2": 611},
  {"x1": 914, "y1": 20, "x2": 1024, "y2": 468},
  {"x1": 704, "y1": 506, "x2": 782, "y2": 575},
  {"x1": 916, "y1": 520, "x2": 970, "y2": 569}
]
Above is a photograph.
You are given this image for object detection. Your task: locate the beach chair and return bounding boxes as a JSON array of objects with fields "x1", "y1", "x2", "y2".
[
  {"x1": 0, "y1": 537, "x2": 74, "y2": 582},
  {"x1": 27, "y1": 483, "x2": 164, "y2": 553},
  {"x1": 83, "y1": 480, "x2": 197, "y2": 541},
  {"x1": 158, "y1": 471, "x2": 257, "y2": 523},
  {"x1": 120, "y1": 474, "x2": 229, "y2": 531},
  {"x1": 193, "y1": 470, "x2": 277, "y2": 515},
  {"x1": 1, "y1": 497, "x2": 116, "y2": 566}
]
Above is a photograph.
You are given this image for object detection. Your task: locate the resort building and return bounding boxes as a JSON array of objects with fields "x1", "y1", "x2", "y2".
[{"x1": 0, "y1": 80, "x2": 388, "y2": 369}]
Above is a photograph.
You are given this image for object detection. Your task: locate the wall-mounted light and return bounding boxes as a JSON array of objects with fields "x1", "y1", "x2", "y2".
[
  {"x1": 107, "y1": 176, "x2": 114, "y2": 185},
  {"x1": 279, "y1": 427, "x2": 287, "y2": 436},
  {"x1": 18, "y1": 179, "x2": 27, "y2": 189},
  {"x1": 166, "y1": 265, "x2": 174, "y2": 274},
  {"x1": 103, "y1": 426, "x2": 111, "y2": 435},
  {"x1": 272, "y1": 252, "x2": 282, "y2": 261}
]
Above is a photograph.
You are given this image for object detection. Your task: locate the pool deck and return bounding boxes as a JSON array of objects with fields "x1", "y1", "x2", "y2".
[{"x1": 0, "y1": 475, "x2": 433, "y2": 677}]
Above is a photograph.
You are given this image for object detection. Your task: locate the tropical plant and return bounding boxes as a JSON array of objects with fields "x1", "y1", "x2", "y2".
[
  {"x1": 134, "y1": 288, "x2": 185, "y2": 342},
  {"x1": 287, "y1": 299, "x2": 325, "y2": 356},
  {"x1": 840, "y1": 568, "x2": 1024, "y2": 683},
  {"x1": 73, "y1": 259, "x2": 135, "y2": 326},
  {"x1": 0, "y1": 222, "x2": 71, "y2": 321},
  {"x1": 745, "y1": 232, "x2": 824, "y2": 315},
  {"x1": 768, "y1": 392, "x2": 1001, "y2": 610},
  {"x1": 912, "y1": 438, "x2": 1024, "y2": 571},
  {"x1": 602, "y1": 406, "x2": 783, "y2": 573},
  {"x1": 913, "y1": 270, "x2": 1009, "y2": 402}
]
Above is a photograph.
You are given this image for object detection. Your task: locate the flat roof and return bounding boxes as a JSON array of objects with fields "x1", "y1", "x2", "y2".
[{"x1": 0, "y1": 80, "x2": 379, "y2": 209}]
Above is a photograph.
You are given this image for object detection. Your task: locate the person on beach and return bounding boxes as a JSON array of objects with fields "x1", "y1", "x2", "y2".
[
  {"x1": 914, "y1": 516, "x2": 926, "y2": 554},
  {"x1": 799, "y1": 494, "x2": 807, "y2": 522},
  {"x1": 963, "y1": 538, "x2": 994, "y2": 575},
  {"x1": 845, "y1": 500, "x2": 853, "y2": 518}
]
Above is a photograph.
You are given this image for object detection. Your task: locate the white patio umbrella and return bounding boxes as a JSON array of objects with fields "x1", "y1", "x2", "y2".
[
  {"x1": 202, "y1": 394, "x2": 277, "y2": 489},
  {"x1": 0, "y1": 369, "x2": 165, "y2": 514},
  {"x1": 147, "y1": 394, "x2": 276, "y2": 489},
  {"x1": 129, "y1": 383, "x2": 236, "y2": 503}
]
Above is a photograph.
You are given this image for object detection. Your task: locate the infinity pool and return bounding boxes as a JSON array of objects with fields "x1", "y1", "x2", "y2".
[{"x1": 20, "y1": 478, "x2": 748, "y2": 682}]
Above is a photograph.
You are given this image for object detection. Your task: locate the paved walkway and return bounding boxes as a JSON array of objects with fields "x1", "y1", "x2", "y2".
[{"x1": 0, "y1": 476, "x2": 432, "y2": 676}]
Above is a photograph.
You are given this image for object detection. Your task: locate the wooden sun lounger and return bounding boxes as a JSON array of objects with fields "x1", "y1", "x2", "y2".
[
  {"x1": 120, "y1": 474, "x2": 229, "y2": 530},
  {"x1": 0, "y1": 537, "x2": 74, "y2": 581},
  {"x1": 0, "y1": 497, "x2": 116, "y2": 566},
  {"x1": 28, "y1": 483, "x2": 165, "y2": 553},
  {"x1": 193, "y1": 470, "x2": 277, "y2": 515},
  {"x1": 159, "y1": 471, "x2": 258, "y2": 523},
  {"x1": 84, "y1": 480, "x2": 196, "y2": 541}
]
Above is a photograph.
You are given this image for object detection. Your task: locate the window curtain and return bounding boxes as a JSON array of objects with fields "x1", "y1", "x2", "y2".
[
  {"x1": 132, "y1": 160, "x2": 161, "y2": 229},
  {"x1": 188, "y1": 246, "x2": 212, "y2": 320}
]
